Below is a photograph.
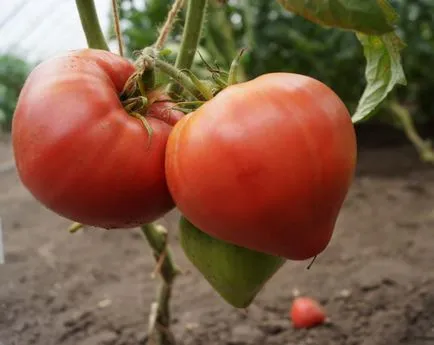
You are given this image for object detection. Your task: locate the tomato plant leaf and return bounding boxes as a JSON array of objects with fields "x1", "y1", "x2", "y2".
[
  {"x1": 276, "y1": 0, "x2": 398, "y2": 35},
  {"x1": 351, "y1": 32, "x2": 407, "y2": 123}
]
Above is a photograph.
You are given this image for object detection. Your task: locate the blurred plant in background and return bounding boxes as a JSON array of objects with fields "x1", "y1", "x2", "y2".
[
  {"x1": 0, "y1": 54, "x2": 32, "y2": 131},
  {"x1": 113, "y1": 0, "x2": 433, "y2": 160},
  {"x1": 116, "y1": 0, "x2": 433, "y2": 117},
  {"x1": 1, "y1": 0, "x2": 433, "y2": 160}
]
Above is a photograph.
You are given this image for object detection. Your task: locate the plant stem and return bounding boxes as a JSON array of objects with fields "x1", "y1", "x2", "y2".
[
  {"x1": 168, "y1": 0, "x2": 208, "y2": 96},
  {"x1": 388, "y1": 101, "x2": 434, "y2": 163},
  {"x1": 155, "y1": 0, "x2": 186, "y2": 50},
  {"x1": 75, "y1": 0, "x2": 110, "y2": 51},
  {"x1": 228, "y1": 48, "x2": 247, "y2": 85},
  {"x1": 141, "y1": 223, "x2": 179, "y2": 345},
  {"x1": 149, "y1": 57, "x2": 206, "y2": 100},
  {"x1": 111, "y1": 0, "x2": 124, "y2": 56}
]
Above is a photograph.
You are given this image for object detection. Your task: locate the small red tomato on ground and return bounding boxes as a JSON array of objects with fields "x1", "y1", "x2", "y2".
[
  {"x1": 12, "y1": 49, "x2": 182, "y2": 229},
  {"x1": 290, "y1": 296, "x2": 326, "y2": 329}
]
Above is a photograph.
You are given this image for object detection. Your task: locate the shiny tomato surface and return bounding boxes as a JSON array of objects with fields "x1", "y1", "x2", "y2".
[
  {"x1": 290, "y1": 296, "x2": 326, "y2": 328},
  {"x1": 12, "y1": 49, "x2": 181, "y2": 228},
  {"x1": 166, "y1": 73, "x2": 357, "y2": 260}
]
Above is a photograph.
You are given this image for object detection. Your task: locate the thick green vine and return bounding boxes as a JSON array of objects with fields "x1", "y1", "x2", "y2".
[
  {"x1": 168, "y1": 0, "x2": 209, "y2": 97},
  {"x1": 75, "y1": 0, "x2": 110, "y2": 51}
]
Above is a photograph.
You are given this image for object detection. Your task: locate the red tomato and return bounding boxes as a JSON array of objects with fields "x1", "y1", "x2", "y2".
[
  {"x1": 165, "y1": 73, "x2": 357, "y2": 260},
  {"x1": 12, "y1": 49, "x2": 182, "y2": 229},
  {"x1": 290, "y1": 296, "x2": 326, "y2": 329}
]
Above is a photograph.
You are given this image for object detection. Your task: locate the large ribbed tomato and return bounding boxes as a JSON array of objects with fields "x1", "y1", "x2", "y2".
[
  {"x1": 165, "y1": 73, "x2": 357, "y2": 260},
  {"x1": 12, "y1": 49, "x2": 182, "y2": 229}
]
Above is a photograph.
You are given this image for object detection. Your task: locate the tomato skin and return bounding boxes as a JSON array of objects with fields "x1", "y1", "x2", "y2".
[
  {"x1": 290, "y1": 297, "x2": 326, "y2": 329},
  {"x1": 12, "y1": 49, "x2": 181, "y2": 229},
  {"x1": 145, "y1": 90, "x2": 184, "y2": 126},
  {"x1": 165, "y1": 73, "x2": 357, "y2": 260}
]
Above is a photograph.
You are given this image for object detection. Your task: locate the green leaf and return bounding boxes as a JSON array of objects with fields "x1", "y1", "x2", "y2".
[
  {"x1": 351, "y1": 32, "x2": 407, "y2": 123},
  {"x1": 277, "y1": 0, "x2": 398, "y2": 35}
]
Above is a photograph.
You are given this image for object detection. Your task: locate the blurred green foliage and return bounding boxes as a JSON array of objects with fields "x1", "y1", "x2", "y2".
[
  {"x1": 0, "y1": 54, "x2": 31, "y2": 131},
  {"x1": 1, "y1": 0, "x2": 432, "y2": 136},
  {"x1": 392, "y1": 0, "x2": 434, "y2": 122}
]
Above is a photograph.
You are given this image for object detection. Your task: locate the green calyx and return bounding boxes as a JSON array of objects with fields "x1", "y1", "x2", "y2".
[
  {"x1": 120, "y1": 47, "x2": 248, "y2": 121},
  {"x1": 179, "y1": 216, "x2": 286, "y2": 309},
  {"x1": 138, "y1": 47, "x2": 247, "y2": 114},
  {"x1": 119, "y1": 51, "x2": 161, "y2": 147}
]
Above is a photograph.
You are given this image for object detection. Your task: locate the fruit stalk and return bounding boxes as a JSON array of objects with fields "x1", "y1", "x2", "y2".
[
  {"x1": 141, "y1": 224, "x2": 179, "y2": 345},
  {"x1": 168, "y1": 0, "x2": 208, "y2": 96},
  {"x1": 75, "y1": 0, "x2": 110, "y2": 51},
  {"x1": 152, "y1": 58, "x2": 207, "y2": 101},
  {"x1": 154, "y1": 0, "x2": 186, "y2": 50},
  {"x1": 111, "y1": 0, "x2": 124, "y2": 56}
]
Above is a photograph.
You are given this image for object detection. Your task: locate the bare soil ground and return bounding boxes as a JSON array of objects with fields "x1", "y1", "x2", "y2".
[{"x1": 1, "y1": 129, "x2": 434, "y2": 345}]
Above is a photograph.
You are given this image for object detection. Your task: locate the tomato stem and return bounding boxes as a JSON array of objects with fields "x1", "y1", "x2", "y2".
[
  {"x1": 141, "y1": 224, "x2": 180, "y2": 345},
  {"x1": 168, "y1": 0, "x2": 208, "y2": 96},
  {"x1": 148, "y1": 56, "x2": 208, "y2": 101},
  {"x1": 181, "y1": 69, "x2": 213, "y2": 100},
  {"x1": 75, "y1": 0, "x2": 110, "y2": 51},
  {"x1": 228, "y1": 48, "x2": 247, "y2": 86},
  {"x1": 154, "y1": 0, "x2": 186, "y2": 50},
  {"x1": 111, "y1": 0, "x2": 124, "y2": 56}
]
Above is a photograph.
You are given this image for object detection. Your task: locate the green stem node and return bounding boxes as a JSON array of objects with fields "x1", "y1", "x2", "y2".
[{"x1": 149, "y1": 57, "x2": 207, "y2": 101}]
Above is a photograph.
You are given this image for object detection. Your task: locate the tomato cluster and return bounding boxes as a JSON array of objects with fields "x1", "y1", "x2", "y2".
[{"x1": 12, "y1": 49, "x2": 356, "y2": 260}]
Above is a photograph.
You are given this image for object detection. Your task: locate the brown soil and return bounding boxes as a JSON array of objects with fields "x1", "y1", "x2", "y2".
[{"x1": 1, "y1": 130, "x2": 434, "y2": 345}]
